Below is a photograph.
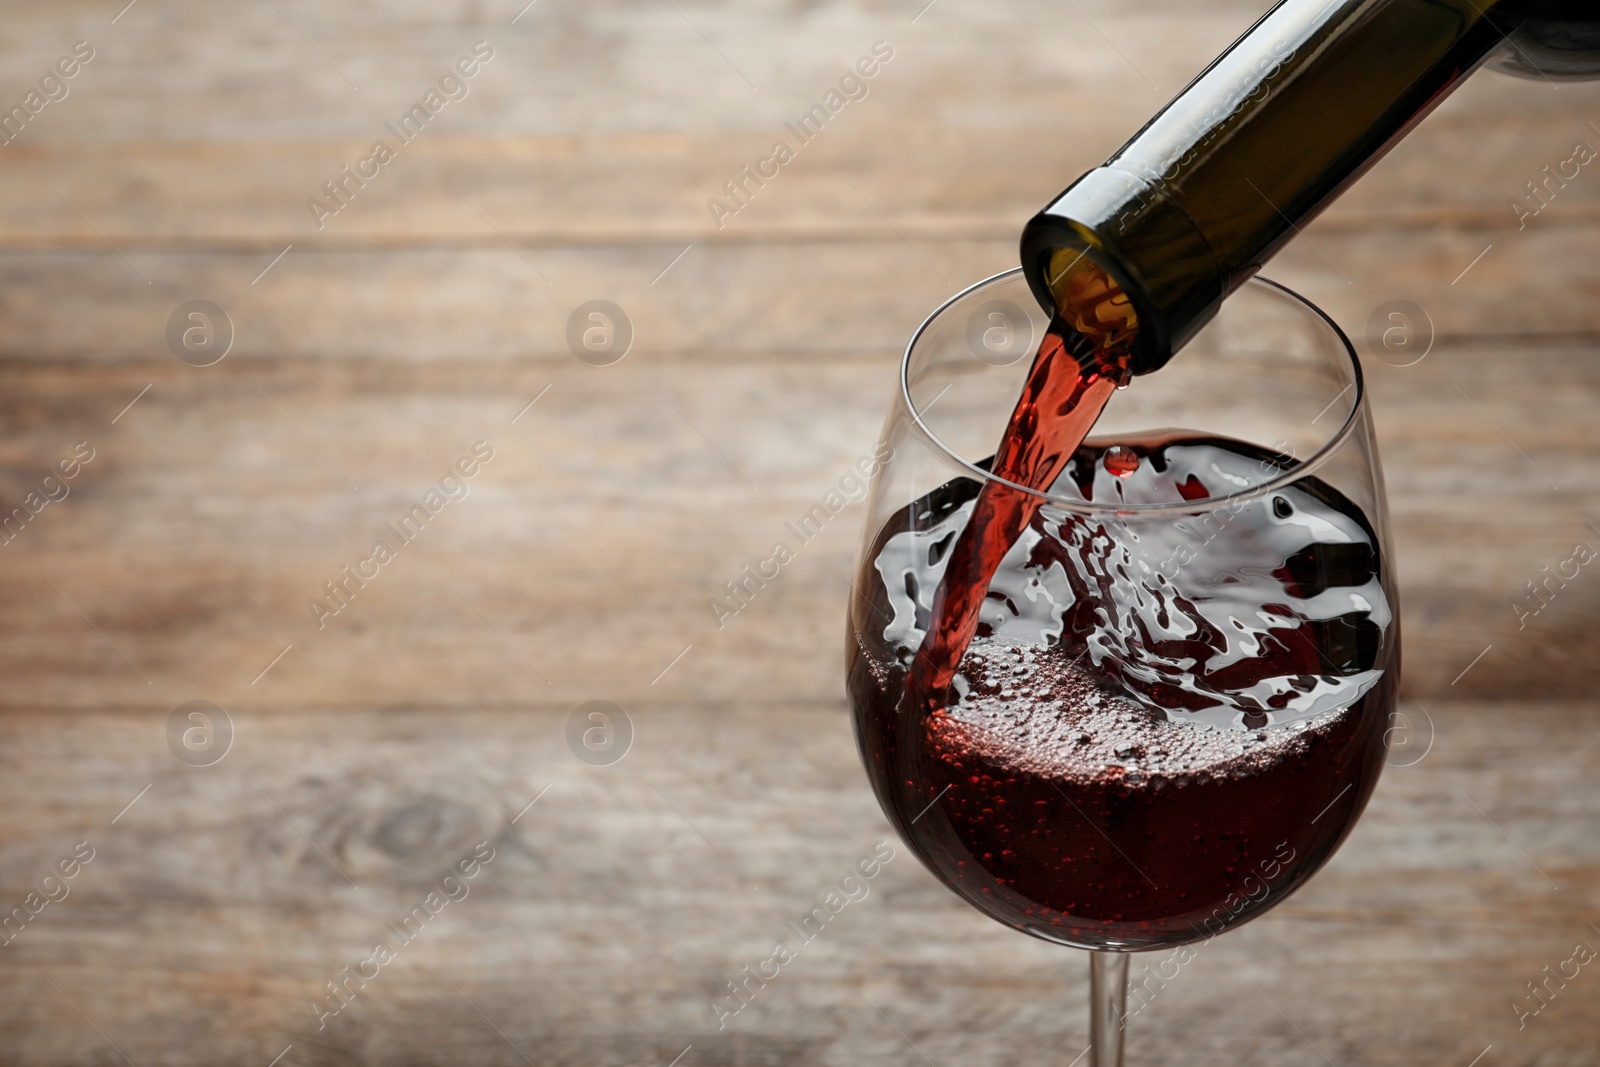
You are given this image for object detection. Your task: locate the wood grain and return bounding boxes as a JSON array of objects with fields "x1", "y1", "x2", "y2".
[{"x1": 0, "y1": 0, "x2": 1596, "y2": 1062}]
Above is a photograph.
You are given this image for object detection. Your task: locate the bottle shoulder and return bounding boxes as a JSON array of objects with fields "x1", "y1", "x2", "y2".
[{"x1": 1487, "y1": 7, "x2": 1600, "y2": 80}]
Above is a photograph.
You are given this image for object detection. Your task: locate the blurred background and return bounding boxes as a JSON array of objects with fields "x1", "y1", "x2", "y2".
[{"x1": 0, "y1": 0, "x2": 1596, "y2": 1063}]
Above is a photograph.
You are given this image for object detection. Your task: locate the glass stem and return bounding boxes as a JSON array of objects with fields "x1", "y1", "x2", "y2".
[{"x1": 1089, "y1": 950, "x2": 1129, "y2": 1067}]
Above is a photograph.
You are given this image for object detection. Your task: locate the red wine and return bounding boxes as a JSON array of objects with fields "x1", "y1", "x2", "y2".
[{"x1": 848, "y1": 434, "x2": 1395, "y2": 948}]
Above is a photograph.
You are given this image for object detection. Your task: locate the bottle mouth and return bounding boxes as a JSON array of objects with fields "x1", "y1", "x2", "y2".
[
  {"x1": 899, "y1": 269, "x2": 1367, "y2": 518},
  {"x1": 1020, "y1": 166, "x2": 1230, "y2": 375},
  {"x1": 1039, "y1": 247, "x2": 1140, "y2": 375}
]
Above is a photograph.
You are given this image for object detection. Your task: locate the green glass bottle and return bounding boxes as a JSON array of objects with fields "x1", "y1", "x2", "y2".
[{"x1": 1020, "y1": 0, "x2": 1600, "y2": 373}]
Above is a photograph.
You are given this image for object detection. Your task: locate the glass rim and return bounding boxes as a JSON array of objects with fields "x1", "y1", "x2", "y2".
[{"x1": 899, "y1": 269, "x2": 1368, "y2": 517}]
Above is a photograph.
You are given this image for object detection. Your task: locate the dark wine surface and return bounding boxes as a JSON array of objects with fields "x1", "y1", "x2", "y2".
[{"x1": 848, "y1": 433, "x2": 1396, "y2": 949}]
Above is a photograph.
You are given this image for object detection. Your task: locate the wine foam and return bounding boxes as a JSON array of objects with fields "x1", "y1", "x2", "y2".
[{"x1": 936, "y1": 641, "x2": 1340, "y2": 787}]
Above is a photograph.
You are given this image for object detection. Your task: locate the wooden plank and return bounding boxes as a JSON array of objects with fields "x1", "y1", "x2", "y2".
[
  {"x1": 0, "y1": 317, "x2": 1595, "y2": 707},
  {"x1": 0, "y1": 325, "x2": 1590, "y2": 706},
  {"x1": 0, "y1": 5, "x2": 1593, "y2": 248},
  {"x1": 0, "y1": 700, "x2": 1593, "y2": 1065}
]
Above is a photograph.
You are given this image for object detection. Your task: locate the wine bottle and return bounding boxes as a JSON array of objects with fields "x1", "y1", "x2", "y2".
[{"x1": 1019, "y1": 0, "x2": 1600, "y2": 374}]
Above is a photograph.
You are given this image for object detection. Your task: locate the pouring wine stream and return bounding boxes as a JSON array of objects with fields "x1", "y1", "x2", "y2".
[{"x1": 904, "y1": 257, "x2": 1138, "y2": 713}]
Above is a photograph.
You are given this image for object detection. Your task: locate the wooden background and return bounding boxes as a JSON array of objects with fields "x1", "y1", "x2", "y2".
[{"x1": 0, "y1": 0, "x2": 1596, "y2": 1063}]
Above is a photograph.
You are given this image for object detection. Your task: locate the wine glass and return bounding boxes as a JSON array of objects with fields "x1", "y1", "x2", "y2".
[{"x1": 846, "y1": 269, "x2": 1398, "y2": 1066}]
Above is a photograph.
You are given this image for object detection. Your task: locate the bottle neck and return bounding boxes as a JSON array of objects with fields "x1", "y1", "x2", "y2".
[{"x1": 1021, "y1": 0, "x2": 1521, "y2": 373}]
